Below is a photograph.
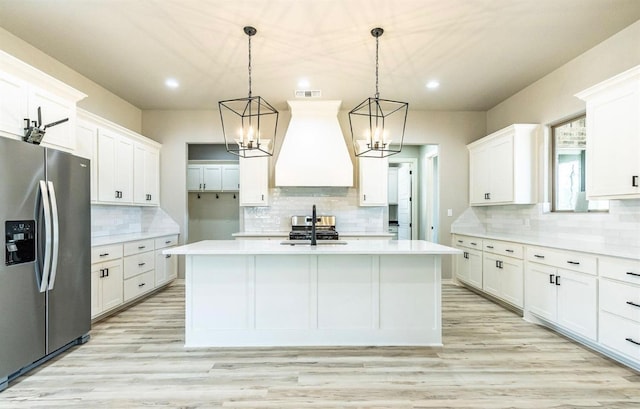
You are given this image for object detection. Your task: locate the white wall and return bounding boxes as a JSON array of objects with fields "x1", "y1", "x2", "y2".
[{"x1": 0, "y1": 27, "x2": 142, "y2": 132}]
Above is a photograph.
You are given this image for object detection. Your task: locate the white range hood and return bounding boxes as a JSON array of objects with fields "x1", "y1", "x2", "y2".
[{"x1": 275, "y1": 100, "x2": 353, "y2": 187}]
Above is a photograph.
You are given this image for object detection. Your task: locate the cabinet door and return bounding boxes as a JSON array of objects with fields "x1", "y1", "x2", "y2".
[
  {"x1": 525, "y1": 263, "x2": 557, "y2": 321},
  {"x1": 76, "y1": 120, "x2": 98, "y2": 202},
  {"x1": 97, "y1": 128, "x2": 118, "y2": 202},
  {"x1": 586, "y1": 86, "x2": 640, "y2": 199},
  {"x1": 101, "y1": 260, "x2": 124, "y2": 313},
  {"x1": 155, "y1": 250, "x2": 167, "y2": 287},
  {"x1": 482, "y1": 254, "x2": 501, "y2": 298},
  {"x1": 454, "y1": 249, "x2": 470, "y2": 284},
  {"x1": 29, "y1": 86, "x2": 76, "y2": 152},
  {"x1": 144, "y1": 147, "x2": 159, "y2": 204},
  {"x1": 133, "y1": 144, "x2": 147, "y2": 204},
  {"x1": 359, "y1": 156, "x2": 388, "y2": 206},
  {"x1": 115, "y1": 136, "x2": 134, "y2": 202},
  {"x1": 387, "y1": 167, "x2": 399, "y2": 204},
  {"x1": 91, "y1": 265, "x2": 102, "y2": 317},
  {"x1": 488, "y1": 135, "x2": 514, "y2": 203},
  {"x1": 467, "y1": 248, "x2": 483, "y2": 289},
  {"x1": 239, "y1": 156, "x2": 269, "y2": 206},
  {"x1": 0, "y1": 71, "x2": 28, "y2": 137},
  {"x1": 187, "y1": 165, "x2": 203, "y2": 191},
  {"x1": 202, "y1": 165, "x2": 222, "y2": 191},
  {"x1": 469, "y1": 145, "x2": 491, "y2": 204},
  {"x1": 501, "y1": 257, "x2": 524, "y2": 308},
  {"x1": 556, "y1": 268, "x2": 597, "y2": 340},
  {"x1": 222, "y1": 164, "x2": 240, "y2": 191},
  {"x1": 134, "y1": 144, "x2": 159, "y2": 205}
]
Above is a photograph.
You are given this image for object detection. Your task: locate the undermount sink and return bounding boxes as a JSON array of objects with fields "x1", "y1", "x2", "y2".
[{"x1": 279, "y1": 240, "x2": 348, "y2": 246}]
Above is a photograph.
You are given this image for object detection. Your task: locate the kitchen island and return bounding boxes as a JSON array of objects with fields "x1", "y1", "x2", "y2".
[{"x1": 165, "y1": 240, "x2": 460, "y2": 347}]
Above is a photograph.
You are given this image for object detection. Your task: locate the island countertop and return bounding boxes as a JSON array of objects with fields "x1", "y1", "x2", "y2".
[{"x1": 164, "y1": 239, "x2": 461, "y2": 256}]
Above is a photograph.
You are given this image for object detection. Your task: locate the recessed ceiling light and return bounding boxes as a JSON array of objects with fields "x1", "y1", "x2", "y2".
[
  {"x1": 426, "y1": 80, "x2": 440, "y2": 90},
  {"x1": 165, "y1": 78, "x2": 179, "y2": 89}
]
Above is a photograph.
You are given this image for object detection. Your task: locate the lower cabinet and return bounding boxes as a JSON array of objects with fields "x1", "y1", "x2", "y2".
[
  {"x1": 482, "y1": 240, "x2": 524, "y2": 308},
  {"x1": 91, "y1": 234, "x2": 179, "y2": 320},
  {"x1": 525, "y1": 246, "x2": 597, "y2": 341},
  {"x1": 453, "y1": 235, "x2": 483, "y2": 290}
]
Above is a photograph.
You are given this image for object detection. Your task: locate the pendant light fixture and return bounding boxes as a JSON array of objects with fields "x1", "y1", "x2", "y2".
[
  {"x1": 349, "y1": 28, "x2": 408, "y2": 158},
  {"x1": 219, "y1": 26, "x2": 279, "y2": 158}
]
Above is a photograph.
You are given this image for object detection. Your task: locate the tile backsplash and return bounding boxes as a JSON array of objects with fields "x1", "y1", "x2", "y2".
[
  {"x1": 91, "y1": 205, "x2": 179, "y2": 237},
  {"x1": 452, "y1": 199, "x2": 640, "y2": 248},
  {"x1": 242, "y1": 187, "x2": 386, "y2": 232}
]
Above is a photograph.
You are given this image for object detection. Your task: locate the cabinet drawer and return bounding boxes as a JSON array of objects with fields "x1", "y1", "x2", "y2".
[
  {"x1": 600, "y1": 279, "x2": 640, "y2": 323},
  {"x1": 453, "y1": 235, "x2": 483, "y2": 250},
  {"x1": 91, "y1": 244, "x2": 123, "y2": 263},
  {"x1": 123, "y1": 270, "x2": 155, "y2": 302},
  {"x1": 599, "y1": 310, "x2": 640, "y2": 361},
  {"x1": 155, "y1": 235, "x2": 179, "y2": 250},
  {"x1": 600, "y1": 256, "x2": 640, "y2": 285},
  {"x1": 484, "y1": 240, "x2": 524, "y2": 259},
  {"x1": 123, "y1": 251, "x2": 155, "y2": 279},
  {"x1": 526, "y1": 246, "x2": 597, "y2": 275},
  {"x1": 123, "y1": 239, "x2": 154, "y2": 256}
]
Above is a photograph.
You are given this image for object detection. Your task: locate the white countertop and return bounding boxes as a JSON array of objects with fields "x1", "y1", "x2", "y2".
[
  {"x1": 92, "y1": 231, "x2": 179, "y2": 247},
  {"x1": 452, "y1": 230, "x2": 640, "y2": 260},
  {"x1": 164, "y1": 239, "x2": 461, "y2": 255}
]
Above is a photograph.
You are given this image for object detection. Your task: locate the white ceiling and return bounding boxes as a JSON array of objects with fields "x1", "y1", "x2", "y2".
[{"x1": 1, "y1": 0, "x2": 639, "y2": 112}]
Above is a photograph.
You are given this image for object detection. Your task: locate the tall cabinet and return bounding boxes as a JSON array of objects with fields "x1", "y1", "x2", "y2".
[{"x1": 576, "y1": 65, "x2": 640, "y2": 200}]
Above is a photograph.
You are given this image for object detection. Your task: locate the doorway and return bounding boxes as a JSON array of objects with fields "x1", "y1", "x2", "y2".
[{"x1": 388, "y1": 158, "x2": 418, "y2": 240}]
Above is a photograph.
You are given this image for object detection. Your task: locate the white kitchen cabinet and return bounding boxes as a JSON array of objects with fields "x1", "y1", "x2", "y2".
[
  {"x1": 0, "y1": 71, "x2": 28, "y2": 137},
  {"x1": 134, "y1": 142, "x2": 160, "y2": 205},
  {"x1": 123, "y1": 239, "x2": 155, "y2": 302},
  {"x1": 188, "y1": 163, "x2": 239, "y2": 192},
  {"x1": 468, "y1": 124, "x2": 538, "y2": 206},
  {"x1": 239, "y1": 156, "x2": 269, "y2": 206},
  {"x1": 452, "y1": 235, "x2": 483, "y2": 290},
  {"x1": 481, "y1": 240, "x2": 524, "y2": 308},
  {"x1": 387, "y1": 167, "x2": 399, "y2": 204},
  {"x1": 0, "y1": 50, "x2": 85, "y2": 151},
  {"x1": 576, "y1": 65, "x2": 640, "y2": 199},
  {"x1": 97, "y1": 127, "x2": 134, "y2": 203},
  {"x1": 154, "y1": 235, "x2": 179, "y2": 287},
  {"x1": 525, "y1": 246, "x2": 597, "y2": 340},
  {"x1": 90, "y1": 244, "x2": 124, "y2": 319},
  {"x1": 359, "y1": 156, "x2": 388, "y2": 206},
  {"x1": 75, "y1": 118, "x2": 98, "y2": 202}
]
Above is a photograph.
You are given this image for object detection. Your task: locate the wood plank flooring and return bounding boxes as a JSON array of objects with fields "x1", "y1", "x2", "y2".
[{"x1": 1, "y1": 281, "x2": 639, "y2": 408}]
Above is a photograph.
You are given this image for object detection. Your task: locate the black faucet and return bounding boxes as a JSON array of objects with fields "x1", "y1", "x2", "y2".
[{"x1": 310, "y1": 204, "x2": 317, "y2": 246}]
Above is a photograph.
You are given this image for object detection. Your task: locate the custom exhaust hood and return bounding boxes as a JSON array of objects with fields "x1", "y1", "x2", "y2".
[{"x1": 275, "y1": 100, "x2": 353, "y2": 187}]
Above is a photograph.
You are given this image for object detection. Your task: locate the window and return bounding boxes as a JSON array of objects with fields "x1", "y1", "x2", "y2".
[{"x1": 552, "y1": 115, "x2": 608, "y2": 212}]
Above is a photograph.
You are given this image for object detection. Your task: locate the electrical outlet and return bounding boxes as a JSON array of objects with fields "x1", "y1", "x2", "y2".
[{"x1": 447, "y1": 209, "x2": 453, "y2": 217}]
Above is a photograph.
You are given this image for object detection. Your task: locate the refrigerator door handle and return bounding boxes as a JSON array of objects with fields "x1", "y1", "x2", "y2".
[
  {"x1": 46, "y1": 181, "x2": 60, "y2": 290},
  {"x1": 38, "y1": 180, "x2": 52, "y2": 293}
]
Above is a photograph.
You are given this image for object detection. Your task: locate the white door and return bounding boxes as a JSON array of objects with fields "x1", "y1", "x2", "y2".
[{"x1": 397, "y1": 165, "x2": 411, "y2": 239}]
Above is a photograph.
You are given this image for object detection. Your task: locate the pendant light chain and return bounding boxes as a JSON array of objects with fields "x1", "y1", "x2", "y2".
[
  {"x1": 248, "y1": 32, "x2": 252, "y2": 98},
  {"x1": 375, "y1": 33, "x2": 379, "y2": 99}
]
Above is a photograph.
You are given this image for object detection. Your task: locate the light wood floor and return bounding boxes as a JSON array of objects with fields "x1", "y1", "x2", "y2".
[{"x1": 2, "y1": 281, "x2": 639, "y2": 408}]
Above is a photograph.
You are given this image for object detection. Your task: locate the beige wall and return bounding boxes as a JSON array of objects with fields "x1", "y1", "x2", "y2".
[
  {"x1": 0, "y1": 27, "x2": 142, "y2": 132},
  {"x1": 142, "y1": 109, "x2": 485, "y2": 277},
  {"x1": 486, "y1": 20, "x2": 640, "y2": 133}
]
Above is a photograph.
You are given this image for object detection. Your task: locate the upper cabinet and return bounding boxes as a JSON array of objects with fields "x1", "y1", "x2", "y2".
[
  {"x1": 187, "y1": 163, "x2": 239, "y2": 192},
  {"x1": 359, "y1": 156, "x2": 389, "y2": 206},
  {"x1": 576, "y1": 65, "x2": 640, "y2": 200},
  {"x1": 468, "y1": 124, "x2": 539, "y2": 206},
  {"x1": 77, "y1": 109, "x2": 161, "y2": 206},
  {"x1": 0, "y1": 50, "x2": 86, "y2": 152},
  {"x1": 239, "y1": 157, "x2": 269, "y2": 206}
]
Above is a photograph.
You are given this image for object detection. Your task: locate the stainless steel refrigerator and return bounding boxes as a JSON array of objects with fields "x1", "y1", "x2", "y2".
[{"x1": 0, "y1": 137, "x2": 91, "y2": 391}]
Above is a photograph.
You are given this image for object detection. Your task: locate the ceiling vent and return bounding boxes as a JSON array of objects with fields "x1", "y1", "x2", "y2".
[{"x1": 294, "y1": 89, "x2": 322, "y2": 98}]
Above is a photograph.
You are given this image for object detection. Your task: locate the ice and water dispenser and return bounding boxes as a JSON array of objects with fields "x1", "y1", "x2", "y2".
[{"x1": 5, "y1": 220, "x2": 36, "y2": 266}]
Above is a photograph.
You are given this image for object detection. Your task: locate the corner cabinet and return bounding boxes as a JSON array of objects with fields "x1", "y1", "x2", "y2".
[
  {"x1": 468, "y1": 124, "x2": 539, "y2": 206},
  {"x1": 239, "y1": 157, "x2": 269, "y2": 206},
  {"x1": 359, "y1": 156, "x2": 388, "y2": 206},
  {"x1": 576, "y1": 65, "x2": 640, "y2": 200}
]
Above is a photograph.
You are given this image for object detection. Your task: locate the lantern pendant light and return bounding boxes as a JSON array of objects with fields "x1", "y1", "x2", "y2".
[
  {"x1": 219, "y1": 26, "x2": 279, "y2": 158},
  {"x1": 349, "y1": 27, "x2": 408, "y2": 158}
]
